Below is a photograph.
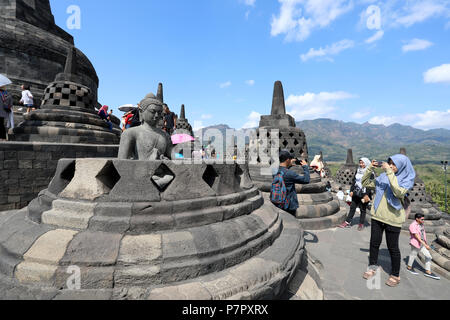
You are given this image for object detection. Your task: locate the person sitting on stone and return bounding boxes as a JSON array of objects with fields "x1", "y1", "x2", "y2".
[
  {"x1": 271, "y1": 150, "x2": 310, "y2": 216},
  {"x1": 98, "y1": 105, "x2": 113, "y2": 131},
  {"x1": 118, "y1": 93, "x2": 173, "y2": 160},
  {"x1": 0, "y1": 85, "x2": 13, "y2": 141}
]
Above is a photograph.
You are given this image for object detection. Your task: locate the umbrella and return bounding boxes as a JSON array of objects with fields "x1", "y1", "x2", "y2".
[
  {"x1": 0, "y1": 74, "x2": 12, "y2": 87},
  {"x1": 118, "y1": 104, "x2": 137, "y2": 113},
  {"x1": 171, "y1": 134, "x2": 195, "y2": 145}
]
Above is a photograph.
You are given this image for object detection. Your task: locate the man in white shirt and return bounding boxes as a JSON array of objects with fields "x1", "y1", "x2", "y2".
[{"x1": 20, "y1": 84, "x2": 34, "y2": 114}]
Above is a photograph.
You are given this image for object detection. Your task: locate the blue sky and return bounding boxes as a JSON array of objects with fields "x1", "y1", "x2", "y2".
[{"x1": 49, "y1": 0, "x2": 450, "y2": 130}]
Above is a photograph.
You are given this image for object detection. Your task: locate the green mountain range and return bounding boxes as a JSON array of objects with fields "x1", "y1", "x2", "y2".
[{"x1": 196, "y1": 119, "x2": 450, "y2": 164}]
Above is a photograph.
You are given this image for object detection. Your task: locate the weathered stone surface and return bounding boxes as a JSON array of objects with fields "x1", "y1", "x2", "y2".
[
  {"x1": 60, "y1": 231, "x2": 122, "y2": 266},
  {"x1": 23, "y1": 229, "x2": 78, "y2": 265},
  {"x1": 15, "y1": 261, "x2": 57, "y2": 285},
  {"x1": 42, "y1": 200, "x2": 96, "y2": 229},
  {"x1": 60, "y1": 160, "x2": 115, "y2": 200},
  {"x1": 118, "y1": 235, "x2": 162, "y2": 265}
]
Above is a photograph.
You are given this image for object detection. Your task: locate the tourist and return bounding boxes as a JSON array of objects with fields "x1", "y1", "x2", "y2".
[
  {"x1": 310, "y1": 155, "x2": 325, "y2": 178},
  {"x1": 339, "y1": 158, "x2": 372, "y2": 231},
  {"x1": 0, "y1": 85, "x2": 13, "y2": 141},
  {"x1": 163, "y1": 104, "x2": 177, "y2": 135},
  {"x1": 362, "y1": 155, "x2": 416, "y2": 287},
  {"x1": 407, "y1": 214, "x2": 441, "y2": 280},
  {"x1": 20, "y1": 84, "x2": 34, "y2": 114},
  {"x1": 122, "y1": 111, "x2": 134, "y2": 131},
  {"x1": 98, "y1": 105, "x2": 113, "y2": 131},
  {"x1": 271, "y1": 150, "x2": 310, "y2": 216}
]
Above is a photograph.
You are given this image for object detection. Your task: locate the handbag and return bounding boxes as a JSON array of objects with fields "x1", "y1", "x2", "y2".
[
  {"x1": 402, "y1": 195, "x2": 412, "y2": 218},
  {"x1": 353, "y1": 186, "x2": 364, "y2": 198}
]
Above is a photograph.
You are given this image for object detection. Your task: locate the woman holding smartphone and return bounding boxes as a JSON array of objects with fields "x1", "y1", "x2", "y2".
[{"x1": 361, "y1": 155, "x2": 416, "y2": 287}]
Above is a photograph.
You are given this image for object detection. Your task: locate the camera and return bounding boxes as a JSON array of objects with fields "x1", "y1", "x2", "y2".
[
  {"x1": 294, "y1": 159, "x2": 306, "y2": 165},
  {"x1": 374, "y1": 161, "x2": 384, "y2": 168}
]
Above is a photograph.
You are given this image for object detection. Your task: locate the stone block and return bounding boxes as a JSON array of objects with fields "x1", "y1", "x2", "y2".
[
  {"x1": 15, "y1": 261, "x2": 57, "y2": 285},
  {"x1": 18, "y1": 151, "x2": 36, "y2": 160},
  {"x1": 118, "y1": 234, "x2": 162, "y2": 265},
  {"x1": 60, "y1": 231, "x2": 122, "y2": 267},
  {"x1": 162, "y1": 231, "x2": 197, "y2": 261},
  {"x1": 18, "y1": 160, "x2": 33, "y2": 169},
  {"x1": 54, "y1": 266, "x2": 115, "y2": 290},
  {"x1": 115, "y1": 266, "x2": 161, "y2": 287},
  {"x1": 23, "y1": 229, "x2": 78, "y2": 265},
  {"x1": 42, "y1": 200, "x2": 96, "y2": 230},
  {"x1": 4, "y1": 160, "x2": 18, "y2": 169}
]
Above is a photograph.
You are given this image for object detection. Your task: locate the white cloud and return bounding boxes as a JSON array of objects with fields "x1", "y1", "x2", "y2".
[
  {"x1": 193, "y1": 120, "x2": 206, "y2": 132},
  {"x1": 286, "y1": 91, "x2": 357, "y2": 120},
  {"x1": 424, "y1": 64, "x2": 450, "y2": 84},
  {"x1": 271, "y1": 0, "x2": 354, "y2": 42},
  {"x1": 351, "y1": 110, "x2": 372, "y2": 119},
  {"x1": 446, "y1": 20, "x2": 450, "y2": 29},
  {"x1": 201, "y1": 114, "x2": 213, "y2": 120},
  {"x1": 242, "y1": 0, "x2": 256, "y2": 6},
  {"x1": 369, "y1": 110, "x2": 450, "y2": 130},
  {"x1": 219, "y1": 81, "x2": 232, "y2": 89},
  {"x1": 393, "y1": 1, "x2": 448, "y2": 27},
  {"x1": 245, "y1": 80, "x2": 255, "y2": 86},
  {"x1": 300, "y1": 39, "x2": 355, "y2": 62},
  {"x1": 402, "y1": 38, "x2": 433, "y2": 52},
  {"x1": 242, "y1": 111, "x2": 261, "y2": 129},
  {"x1": 365, "y1": 30, "x2": 384, "y2": 43}
]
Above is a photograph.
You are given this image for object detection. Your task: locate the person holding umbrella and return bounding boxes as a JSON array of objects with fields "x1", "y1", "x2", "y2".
[{"x1": 0, "y1": 75, "x2": 13, "y2": 140}]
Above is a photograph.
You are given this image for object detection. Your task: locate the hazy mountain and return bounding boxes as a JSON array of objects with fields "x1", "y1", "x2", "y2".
[{"x1": 195, "y1": 119, "x2": 450, "y2": 164}]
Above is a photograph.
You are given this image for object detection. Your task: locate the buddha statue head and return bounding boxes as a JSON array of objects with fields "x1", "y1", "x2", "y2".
[{"x1": 139, "y1": 93, "x2": 164, "y2": 127}]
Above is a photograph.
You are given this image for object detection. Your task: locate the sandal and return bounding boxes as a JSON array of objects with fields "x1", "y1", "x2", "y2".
[
  {"x1": 363, "y1": 268, "x2": 378, "y2": 280},
  {"x1": 386, "y1": 276, "x2": 401, "y2": 287}
]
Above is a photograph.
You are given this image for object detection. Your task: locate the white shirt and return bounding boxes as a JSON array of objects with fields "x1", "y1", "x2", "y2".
[{"x1": 21, "y1": 90, "x2": 34, "y2": 105}]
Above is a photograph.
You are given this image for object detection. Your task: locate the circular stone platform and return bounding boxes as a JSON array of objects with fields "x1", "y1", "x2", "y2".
[{"x1": 0, "y1": 159, "x2": 306, "y2": 300}]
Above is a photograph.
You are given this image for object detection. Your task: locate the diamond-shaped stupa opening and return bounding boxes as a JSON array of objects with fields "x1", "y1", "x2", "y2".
[
  {"x1": 96, "y1": 161, "x2": 121, "y2": 190},
  {"x1": 203, "y1": 165, "x2": 218, "y2": 188},
  {"x1": 151, "y1": 164, "x2": 175, "y2": 192},
  {"x1": 60, "y1": 161, "x2": 76, "y2": 182}
]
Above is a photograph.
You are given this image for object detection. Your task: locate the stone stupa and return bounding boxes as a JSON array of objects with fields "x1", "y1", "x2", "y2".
[
  {"x1": 10, "y1": 47, "x2": 121, "y2": 144},
  {"x1": 334, "y1": 149, "x2": 359, "y2": 189},
  {"x1": 399, "y1": 148, "x2": 447, "y2": 234},
  {"x1": 0, "y1": 90, "x2": 309, "y2": 300},
  {"x1": 174, "y1": 104, "x2": 194, "y2": 137},
  {"x1": 248, "y1": 81, "x2": 343, "y2": 230}
]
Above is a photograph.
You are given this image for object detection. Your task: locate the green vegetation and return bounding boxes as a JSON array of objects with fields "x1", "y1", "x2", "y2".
[{"x1": 327, "y1": 162, "x2": 449, "y2": 214}]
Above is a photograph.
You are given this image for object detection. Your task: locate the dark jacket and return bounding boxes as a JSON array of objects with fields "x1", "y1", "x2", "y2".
[{"x1": 276, "y1": 165, "x2": 310, "y2": 211}]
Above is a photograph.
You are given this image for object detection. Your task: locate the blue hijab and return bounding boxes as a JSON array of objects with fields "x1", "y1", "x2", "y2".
[{"x1": 373, "y1": 154, "x2": 416, "y2": 212}]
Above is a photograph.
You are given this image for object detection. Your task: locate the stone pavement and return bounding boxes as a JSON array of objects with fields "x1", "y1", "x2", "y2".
[{"x1": 305, "y1": 218, "x2": 450, "y2": 300}]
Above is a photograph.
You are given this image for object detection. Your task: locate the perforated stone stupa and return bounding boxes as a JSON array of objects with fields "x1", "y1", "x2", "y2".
[
  {"x1": 335, "y1": 149, "x2": 359, "y2": 188},
  {"x1": 10, "y1": 48, "x2": 121, "y2": 144},
  {"x1": 248, "y1": 81, "x2": 343, "y2": 230},
  {"x1": 399, "y1": 148, "x2": 447, "y2": 234},
  {"x1": 174, "y1": 104, "x2": 194, "y2": 137}
]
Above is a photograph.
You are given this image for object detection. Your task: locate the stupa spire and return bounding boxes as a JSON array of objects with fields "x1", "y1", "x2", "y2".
[
  {"x1": 346, "y1": 149, "x2": 354, "y2": 165},
  {"x1": 157, "y1": 83, "x2": 164, "y2": 103},
  {"x1": 180, "y1": 104, "x2": 186, "y2": 120},
  {"x1": 271, "y1": 81, "x2": 286, "y2": 116}
]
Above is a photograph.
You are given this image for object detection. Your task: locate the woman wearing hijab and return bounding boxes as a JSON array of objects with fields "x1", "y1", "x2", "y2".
[
  {"x1": 362, "y1": 154, "x2": 416, "y2": 287},
  {"x1": 98, "y1": 105, "x2": 113, "y2": 131},
  {"x1": 339, "y1": 158, "x2": 372, "y2": 231}
]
